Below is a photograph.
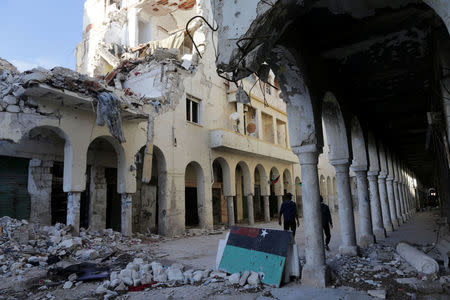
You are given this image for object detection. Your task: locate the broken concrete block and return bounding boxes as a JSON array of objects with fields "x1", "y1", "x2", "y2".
[
  {"x1": 58, "y1": 238, "x2": 82, "y2": 250},
  {"x1": 110, "y1": 271, "x2": 118, "y2": 282},
  {"x1": 210, "y1": 271, "x2": 227, "y2": 278},
  {"x1": 167, "y1": 267, "x2": 184, "y2": 282},
  {"x1": 95, "y1": 285, "x2": 107, "y2": 294},
  {"x1": 68, "y1": 273, "x2": 78, "y2": 282},
  {"x1": 367, "y1": 289, "x2": 386, "y2": 299},
  {"x1": 114, "y1": 281, "x2": 126, "y2": 291},
  {"x1": 229, "y1": 273, "x2": 240, "y2": 284},
  {"x1": 239, "y1": 271, "x2": 250, "y2": 286},
  {"x1": 192, "y1": 270, "x2": 204, "y2": 283},
  {"x1": 396, "y1": 242, "x2": 439, "y2": 274},
  {"x1": 3, "y1": 95, "x2": 17, "y2": 105},
  {"x1": 75, "y1": 249, "x2": 99, "y2": 260},
  {"x1": 119, "y1": 269, "x2": 133, "y2": 286},
  {"x1": 247, "y1": 271, "x2": 260, "y2": 286},
  {"x1": 125, "y1": 262, "x2": 139, "y2": 271},
  {"x1": 63, "y1": 281, "x2": 73, "y2": 289},
  {"x1": 155, "y1": 272, "x2": 168, "y2": 283},
  {"x1": 151, "y1": 262, "x2": 163, "y2": 276},
  {"x1": 6, "y1": 105, "x2": 20, "y2": 113},
  {"x1": 132, "y1": 258, "x2": 144, "y2": 265}
]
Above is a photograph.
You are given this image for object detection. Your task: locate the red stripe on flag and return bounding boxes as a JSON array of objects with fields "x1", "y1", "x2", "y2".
[{"x1": 231, "y1": 227, "x2": 260, "y2": 238}]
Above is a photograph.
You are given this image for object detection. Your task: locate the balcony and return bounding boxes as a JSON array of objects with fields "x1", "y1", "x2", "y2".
[{"x1": 210, "y1": 128, "x2": 299, "y2": 164}]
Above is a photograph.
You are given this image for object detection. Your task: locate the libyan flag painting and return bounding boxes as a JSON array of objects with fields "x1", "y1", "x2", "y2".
[{"x1": 219, "y1": 226, "x2": 293, "y2": 287}]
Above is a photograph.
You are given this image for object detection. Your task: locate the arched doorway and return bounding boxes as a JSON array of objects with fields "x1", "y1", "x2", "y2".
[
  {"x1": 87, "y1": 136, "x2": 124, "y2": 232},
  {"x1": 254, "y1": 164, "x2": 267, "y2": 221},
  {"x1": 235, "y1": 161, "x2": 251, "y2": 222},
  {"x1": 269, "y1": 167, "x2": 281, "y2": 217},
  {"x1": 212, "y1": 159, "x2": 224, "y2": 225},
  {"x1": 185, "y1": 161, "x2": 204, "y2": 228},
  {"x1": 133, "y1": 145, "x2": 166, "y2": 234},
  {"x1": 283, "y1": 169, "x2": 293, "y2": 195}
]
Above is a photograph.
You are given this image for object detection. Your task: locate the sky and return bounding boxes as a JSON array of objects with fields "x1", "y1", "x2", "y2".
[{"x1": 0, "y1": 0, "x2": 85, "y2": 72}]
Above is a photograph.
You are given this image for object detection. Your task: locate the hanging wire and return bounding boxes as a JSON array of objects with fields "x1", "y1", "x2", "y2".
[{"x1": 185, "y1": 15, "x2": 218, "y2": 59}]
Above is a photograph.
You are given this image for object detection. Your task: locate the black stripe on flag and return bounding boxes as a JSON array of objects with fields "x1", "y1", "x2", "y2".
[{"x1": 227, "y1": 226, "x2": 292, "y2": 257}]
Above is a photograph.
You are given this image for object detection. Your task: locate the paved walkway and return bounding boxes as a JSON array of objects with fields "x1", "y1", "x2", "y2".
[{"x1": 155, "y1": 210, "x2": 440, "y2": 270}]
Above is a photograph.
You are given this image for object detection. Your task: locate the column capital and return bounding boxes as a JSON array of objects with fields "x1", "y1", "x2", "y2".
[
  {"x1": 367, "y1": 174, "x2": 378, "y2": 181},
  {"x1": 368, "y1": 170, "x2": 380, "y2": 177},
  {"x1": 351, "y1": 165, "x2": 368, "y2": 173},
  {"x1": 332, "y1": 162, "x2": 350, "y2": 173},
  {"x1": 353, "y1": 169, "x2": 367, "y2": 178},
  {"x1": 294, "y1": 144, "x2": 320, "y2": 165}
]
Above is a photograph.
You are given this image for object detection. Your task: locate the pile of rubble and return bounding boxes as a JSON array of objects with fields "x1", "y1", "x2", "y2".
[{"x1": 328, "y1": 242, "x2": 450, "y2": 299}]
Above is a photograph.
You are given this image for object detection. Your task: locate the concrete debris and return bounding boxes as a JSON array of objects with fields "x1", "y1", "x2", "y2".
[
  {"x1": 367, "y1": 289, "x2": 386, "y2": 299},
  {"x1": 0, "y1": 57, "x2": 19, "y2": 74},
  {"x1": 96, "y1": 92, "x2": 126, "y2": 143},
  {"x1": 396, "y1": 242, "x2": 439, "y2": 275},
  {"x1": 228, "y1": 273, "x2": 240, "y2": 284}
]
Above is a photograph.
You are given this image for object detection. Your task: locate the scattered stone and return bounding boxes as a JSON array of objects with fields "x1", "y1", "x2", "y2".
[
  {"x1": 228, "y1": 273, "x2": 240, "y2": 284},
  {"x1": 63, "y1": 281, "x2": 73, "y2": 289},
  {"x1": 367, "y1": 289, "x2": 386, "y2": 299},
  {"x1": 239, "y1": 271, "x2": 250, "y2": 286},
  {"x1": 247, "y1": 271, "x2": 260, "y2": 286}
]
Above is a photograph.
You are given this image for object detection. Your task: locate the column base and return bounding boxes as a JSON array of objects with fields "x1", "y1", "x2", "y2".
[
  {"x1": 384, "y1": 222, "x2": 394, "y2": 233},
  {"x1": 373, "y1": 228, "x2": 386, "y2": 239},
  {"x1": 392, "y1": 219, "x2": 399, "y2": 230},
  {"x1": 339, "y1": 245, "x2": 359, "y2": 256},
  {"x1": 402, "y1": 214, "x2": 407, "y2": 222},
  {"x1": 397, "y1": 217, "x2": 403, "y2": 225},
  {"x1": 301, "y1": 264, "x2": 330, "y2": 288},
  {"x1": 359, "y1": 235, "x2": 375, "y2": 247}
]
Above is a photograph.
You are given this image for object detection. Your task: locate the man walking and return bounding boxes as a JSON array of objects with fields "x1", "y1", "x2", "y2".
[
  {"x1": 320, "y1": 195, "x2": 333, "y2": 250},
  {"x1": 278, "y1": 193, "x2": 299, "y2": 237}
]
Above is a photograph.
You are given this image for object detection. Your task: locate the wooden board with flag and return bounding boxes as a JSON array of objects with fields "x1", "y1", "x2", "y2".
[{"x1": 218, "y1": 226, "x2": 293, "y2": 287}]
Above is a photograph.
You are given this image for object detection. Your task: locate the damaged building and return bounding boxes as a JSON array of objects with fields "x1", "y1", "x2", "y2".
[
  {"x1": 211, "y1": 0, "x2": 450, "y2": 287},
  {"x1": 2, "y1": 0, "x2": 344, "y2": 237}
]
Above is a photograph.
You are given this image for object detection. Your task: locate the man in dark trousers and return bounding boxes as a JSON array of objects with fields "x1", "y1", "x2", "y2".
[
  {"x1": 278, "y1": 193, "x2": 299, "y2": 237},
  {"x1": 320, "y1": 195, "x2": 333, "y2": 250}
]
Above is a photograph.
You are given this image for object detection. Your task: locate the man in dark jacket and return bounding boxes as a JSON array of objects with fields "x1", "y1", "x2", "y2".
[
  {"x1": 279, "y1": 193, "x2": 299, "y2": 237},
  {"x1": 320, "y1": 195, "x2": 333, "y2": 251}
]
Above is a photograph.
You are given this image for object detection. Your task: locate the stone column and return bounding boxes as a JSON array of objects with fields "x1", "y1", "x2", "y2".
[
  {"x1": 28, "y1": 159, "x2": 53, "y2": 225},
  {"x1": 386, "y1": 178, "x2": 398, "y2": 229},
  {"x1": 121, "y1": 193, "x2": 133, "y2": 237},
  {"x1": 367, "y1": 173, "x2": 386, "y2": 238},
  {"x1": 377, "y1": 175, "x2": 393, "y2": 233},
  {"x1": 67, "y1": 192, "x2": 81, "y2": 234},
  {"x1": 263, "y1": 195, "x2": 270, "y2": 222},
  {"x1": 277, "y1": 195, "x2": 283, "y2": 214},
  {"x1": 226, "y1": 196, "x2": 235, "y2": 226},
  {"x1": 354, "y1": 170, "x2": 374, "y2": 246},
  {"x1": 333, "y1": 162, "x2": 358, "y2": 256},
  {"x1": 89, "y1": 166, "x2": 107, "y2": 230},
  {"x1": 398, "y1": 182, "x2": 407, "y2": 222},
  {"x1": 297, "y1": 147, "x2": 328, "y2": 287},
  {"x1": 393, "y1": 180, "x2": 403, "y2": 225},
  {"x1": 247, "y1": 194, "x2": 255, "y2": 225}
]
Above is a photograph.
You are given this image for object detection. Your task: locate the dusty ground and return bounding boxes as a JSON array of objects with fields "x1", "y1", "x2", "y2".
[{"x1": 0, "y1": 210, "x2": 448, "y2": 300}]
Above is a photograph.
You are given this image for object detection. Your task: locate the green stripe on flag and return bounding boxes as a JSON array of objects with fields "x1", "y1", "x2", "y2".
[{"x1": 219, "y1": 245, "x2": 286, "y2": 287}]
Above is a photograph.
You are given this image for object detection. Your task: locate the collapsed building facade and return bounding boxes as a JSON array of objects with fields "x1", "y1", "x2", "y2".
[
  {"x1": 2, "y1": 0, "x2": 353, "y2": 237},
  {"x1": 212, "y1": 0, "x2": 450, "y2": 287}
]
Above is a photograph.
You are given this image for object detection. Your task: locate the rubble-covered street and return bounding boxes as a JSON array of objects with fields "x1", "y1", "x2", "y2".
[{"x1": 1, "y1": 210, "x2": 448, "y2": 300}]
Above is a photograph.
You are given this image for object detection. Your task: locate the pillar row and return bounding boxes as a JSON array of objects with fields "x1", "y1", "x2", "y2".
[
  {"x1": 377, "y1": 175, "x2": 393, "y2": 233},
  {"x1": 333, "y1": 162, "x2": 358, "y2": 256},
  {"x1": 386, "y1": 178, "x2": 399, "y2": 229},
  {"x1": 393, "y1": 180, "x2": 403, "y2": 225},
  {"x1": 354, "y1": 170, "x2": 374, "y2": 246},
  {"x1": 367, "y1": 173, "x2": 385, "y2": 239}
]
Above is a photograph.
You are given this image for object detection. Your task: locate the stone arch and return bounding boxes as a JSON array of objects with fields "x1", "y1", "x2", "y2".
[
  {"x1": 295, "y1": 176, "x2": 303, "y2": 217},
  {"x1": 270, "y1": 167, "x2": 283, "y2": 195},
  {"x1": 322, "y1": 92, "x2": 350, "y2": 164},
  {"x1": 19, "y1": 125, "x2": 71, "y2": 225},
  {"x1": 350, "y1": 116, "x2": 368, "y2": 170},
  {"x1": 235, "y1": 161, "x2": 252, "y2": 221},
  {"x1": 86, "y1": 136, "x2": 126, "y2": 231},
  {"x1": 254, "y1": 164, "x2": 268, "y2": 221},
  {"x1": 185, "y1": 161, "x2": 205, "y2": 228},
  {"x1": 283, "y1": 168, "x2": 293, "y2": 194},
  {"x1": 212, "y1": 157, "x2": 231, "y2": 225},
  {"x1": 132, "y1": 144, "x2": 167, "y2": 235}
]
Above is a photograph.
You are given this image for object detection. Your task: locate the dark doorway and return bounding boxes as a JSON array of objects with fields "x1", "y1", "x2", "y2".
[
  {"x1": 105, "y1": 167, "x2": 121, "y2": 232},
  {"x1": 269, "y1": 184, "x2": 277, "y2": 217},
  {"x1": 185, "y1": 187, "x2": 199, "y2": 226},
  {"x1": 51, "y1": 161, "x2": 67, "y2": 225},
  {"x1": 212, "y1": 188, "x2": 222, "y2": 225}
]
